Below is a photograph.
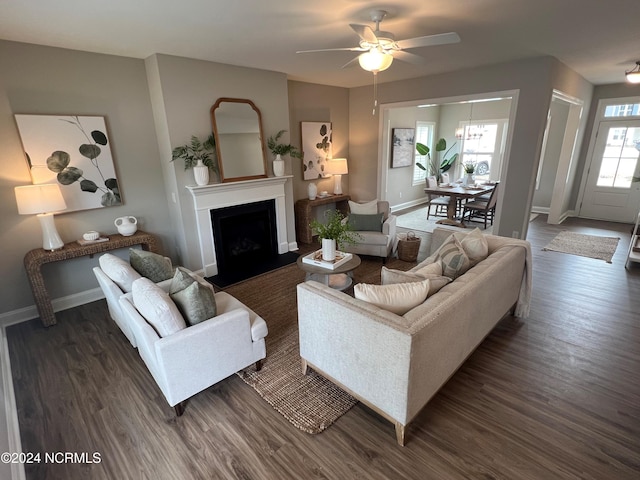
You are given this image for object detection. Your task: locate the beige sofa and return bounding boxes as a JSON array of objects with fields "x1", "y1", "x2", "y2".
[{"x1": 297, "y1": 227, "x2": 532, "y2": 445}]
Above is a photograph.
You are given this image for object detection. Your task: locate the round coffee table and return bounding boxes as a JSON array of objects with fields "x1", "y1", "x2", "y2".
[{"x1": 296, "y1": 253, "x2": 361, "y2": 291}]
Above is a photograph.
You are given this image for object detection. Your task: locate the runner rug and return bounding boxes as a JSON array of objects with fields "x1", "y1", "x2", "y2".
[
  {"x1": 542, "y1": 231, "x2": 620, "y2": 263},
  {"x1": 224, "y1": 254, "x2": 414, "y2": 434}
]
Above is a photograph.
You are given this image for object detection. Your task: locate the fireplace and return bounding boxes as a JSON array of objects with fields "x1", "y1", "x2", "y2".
[
  {"x1": 210, "y1": 200, "x2": 277, "y2": 274},
  {"x1": 187, "y1": 176, "x2": 292, "y2": 277}
]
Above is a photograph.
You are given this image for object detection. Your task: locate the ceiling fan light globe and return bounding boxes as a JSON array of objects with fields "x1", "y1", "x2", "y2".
[
  {"x1": 626, "y1": 72, "x2": 640, "y2": 84},
  {"x1": 358, "y1": 50, "x2": 393, "y2": 72}
]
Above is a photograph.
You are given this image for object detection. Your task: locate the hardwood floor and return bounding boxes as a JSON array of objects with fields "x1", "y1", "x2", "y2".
[{"x1": 7, "y1": 216, "x2": 640, "y2": 480}]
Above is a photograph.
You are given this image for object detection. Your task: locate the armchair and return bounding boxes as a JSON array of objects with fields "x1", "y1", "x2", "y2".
[
  {"x1": 118, "y1": 275, "x2": 268, "y2": 416},
  {"x1": 341, "y1": 200, "x2": 397, "y2": 261}
]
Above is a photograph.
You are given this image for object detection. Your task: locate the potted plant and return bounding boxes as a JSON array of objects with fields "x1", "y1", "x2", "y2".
[
  {"x1": 310, "y1": 209, "x2": 360, "y2": 261},
  {"x1": 415, "y1": 138, "x2": 459, "y2": 182},
  {"x1": 171, "y1": 134, "x2": 218, "y2": 185},
  {"x1": 267, "y1": 130, "x2": 303, "y2": 177},
  {"x1": 462, "y1": 159, "x2": 476, "y2": 185}
]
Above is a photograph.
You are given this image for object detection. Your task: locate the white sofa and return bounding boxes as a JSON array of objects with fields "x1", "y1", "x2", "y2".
[
  {"x1": 297, "y1": 227, "x2": 532, "y2": 445},
  {"x1": 119, "y1": 275, "x2": 268, "y2": 415}
]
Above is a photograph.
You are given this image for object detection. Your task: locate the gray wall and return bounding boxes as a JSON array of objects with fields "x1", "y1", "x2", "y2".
[
  {"x1": 349, "y1": 56, "x2": 593, "y2": 238},
  {"x1": 0, "y1": 40, "x2": 170, "y2": 317}
]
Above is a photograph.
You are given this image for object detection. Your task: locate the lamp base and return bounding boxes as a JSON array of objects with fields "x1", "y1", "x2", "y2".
[
  {"x1": 37, "y1": 213, "x2": 64, "y2": 251},
  {"x1": 333, "y1": 174, "x2": 343, "y2": 195}
]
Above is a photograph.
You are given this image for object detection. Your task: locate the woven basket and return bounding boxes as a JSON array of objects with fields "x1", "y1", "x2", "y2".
[{"x1": 397, "y1": 231, "x2": 421, "y2": 262}]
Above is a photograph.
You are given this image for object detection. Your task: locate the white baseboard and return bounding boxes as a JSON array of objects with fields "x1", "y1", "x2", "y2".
[
  {"x1": 1, "y1": 328, "x2": 26, "y2": 480},
  {"x1": 391, "y1": 198, "x2": 429, "y2": 214},
  {"x1": 531, "y1": 206, "x2": 550, "y2": 214},
  {"x1": 0, "y1": 288, "x2": 104, "y2": 328}
]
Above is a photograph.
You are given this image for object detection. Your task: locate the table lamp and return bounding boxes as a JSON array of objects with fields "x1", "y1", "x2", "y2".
[
  {"x1": 15, "y1": 184, "x2": 67, "y2": 251},
  {"x1": 325, "y1": 158, "x2": 348, "y2": 195}
]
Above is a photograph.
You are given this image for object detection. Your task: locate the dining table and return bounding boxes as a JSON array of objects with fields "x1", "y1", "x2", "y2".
[{"x1": 424, "y1": 182, "x2": 496, "y2": 228}]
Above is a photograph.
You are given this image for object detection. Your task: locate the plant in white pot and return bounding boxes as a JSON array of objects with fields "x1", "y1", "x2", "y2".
[
  {"x1": 267, "y1": 129, "x2": 303, "y2": 177},
  {"x1": 171, "y1": 134, "x2": 218, "y2": 186},
  {"x1": 415, "y1": 138, "x2": 458, "y2": 183},
  {"x1": 310, "y1": 209, "x2": 361, "y2": 261}
]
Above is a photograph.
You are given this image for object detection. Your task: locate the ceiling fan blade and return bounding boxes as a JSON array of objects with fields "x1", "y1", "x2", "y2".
[
  {"x1": 392, "y1": 50, "x2": 427, "y2": 66},
  {"x1": 396, "y1": 32, "x2": 460, "y2": 50},
  {"x1": 296, "y1": 47, "x2": 366, "y2": 54},
  {"x1": 350, "y1": 23, "x2": 378, "y2": 44},
  {"x1": 341, "y1": 56, "x2": 361, "y2": 69}
]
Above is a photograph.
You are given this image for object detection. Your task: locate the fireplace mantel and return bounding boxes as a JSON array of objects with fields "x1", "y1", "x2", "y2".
[{"x1": 187, "y1": 176, "x2": 292, "y2": 276}]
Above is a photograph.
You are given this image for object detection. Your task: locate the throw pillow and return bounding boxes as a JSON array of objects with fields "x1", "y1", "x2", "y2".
[
  {"x1": 354, "y1": 279, "x2": 431, "y2": 315},
  {"x1": 170, "y1": 281, "x2": 217, "y2": 326},
  {"x1": 347, "y1": 213, "x2": 384, "y2": 232},
  {"x1": 380, "y1": 266, "x2": 451, "y2": 295},
  {"x1": 349, "y1": 199, "x2": 378, "y2": 215},
  {"x1": 169, "y1": 267, "x2": 196, "y2": 294},
  {"x1": 132, "y1": 277, "x2": 186, "y2": 337},
  {"x1": 458, "y1": 228, "x2": 489, "y2": 266},
  {"x1": 98, "y1": 253, "x2": 141, "y2": 293},
  {"x1": 434, "y1": 236, "x2": 471, "y2": 279},
  {"x1": 129, "y1": 249, "x2": 173, "y2": 283},
  {"x1": 414, "y1": 261, "x2": 443, "y2": 277}
]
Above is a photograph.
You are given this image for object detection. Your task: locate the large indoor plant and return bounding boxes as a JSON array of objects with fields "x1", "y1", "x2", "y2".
[
  {"x1": 310, "y1": 209, "x2": 360, "y2": 261},
  {"x1": 415, "y1": 138, "x2": 459, "y2": 182},
  {"x1": 171, "y1": 134, "x2": 218, "y2": 185},
  {"x1": 267, "y1": 129, "x2": 303, "y2": 176}
]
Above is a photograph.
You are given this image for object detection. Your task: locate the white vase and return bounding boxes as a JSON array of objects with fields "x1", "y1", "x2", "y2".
[
  {"x1": 308, "y1": 182, "x2": 317, "y2": 200},
  {"x1": 322, "y1": 238, "x2": 337, "y2": 261},
  {"x1": 193, "y1": 159, "x2": 209, "y2": 186},
  {"x1": 464, "y1": 173, "x2": 474, "y2": 186},
  {"x1": 273, "y1": 154, "x2": 285, "y2": 177}
]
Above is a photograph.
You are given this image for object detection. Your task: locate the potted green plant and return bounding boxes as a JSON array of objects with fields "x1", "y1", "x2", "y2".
[
  {"x1": 267, "y1": 130, "x2": 303, "y2": 177},
  {"x1": 310, "y1": 209, "x2": 360, "y2": 261},
  {"x1": 171, "y1": 134, "x2": 218, "y2": 185},
  {"x1": 462, "y1": 159, "x2": 476, "y2": 185},
  {"x1": 415, "y1": 138, "x2": 459, "y2": 182}
]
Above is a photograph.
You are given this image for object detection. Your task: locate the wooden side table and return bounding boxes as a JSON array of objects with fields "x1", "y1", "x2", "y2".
[
  {"x1": 24, "y1": 230, "x2": 160, "y2": 327},
  {"x1": 295, "y1": 194, "x2": 350, "y2": 244}
]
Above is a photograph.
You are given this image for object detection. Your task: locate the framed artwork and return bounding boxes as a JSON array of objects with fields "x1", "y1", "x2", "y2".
[
  {"x1": 391, "y1": 128, "x2": 415, "y2": 168},
  {"x1": 301, "y1": 122, "x2": 332, "y2": 180},
  {"x1": 14, "y1": 114, "x2": 122, "y2": 213}
]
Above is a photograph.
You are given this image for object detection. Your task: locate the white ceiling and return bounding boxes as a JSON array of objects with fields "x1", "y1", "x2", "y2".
[{"x1": 1, "y1": 0, "x2": 639, "y2": 88}]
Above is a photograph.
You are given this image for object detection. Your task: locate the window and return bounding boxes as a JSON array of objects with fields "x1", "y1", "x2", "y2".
[
  {"x1": 412, "y1": 121, "x2": 435, "y2": 186},
  {"x1": 604, "y1": 104, "x2": 640, "y2": 117},
  {"x1": 458, "y1": 121, "x2": 507, "y2": 179},
  {"x1": 596, "y1": 126, "x2": 640, "y2": 188}
]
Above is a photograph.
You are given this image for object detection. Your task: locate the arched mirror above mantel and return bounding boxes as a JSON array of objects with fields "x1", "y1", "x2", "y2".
[{"x1": 211, "y1": 98, "x2": 268, "y2": 183}]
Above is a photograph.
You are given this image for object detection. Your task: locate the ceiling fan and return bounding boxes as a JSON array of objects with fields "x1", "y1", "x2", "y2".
[{"x1": 296, "y1": 9, "x2": 460, "y2": 73}]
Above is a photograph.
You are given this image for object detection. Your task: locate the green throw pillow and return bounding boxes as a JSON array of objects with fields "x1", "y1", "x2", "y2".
[
  {"x1": 169, "y1": 267, "x2": 196, "y2": 294},
  {"x1": 348, "y1": 213, "x2": 384, "y2": 232},
  {"x1": 170, "y1": 281, "x2": 217, "y2": 326},
  {"x1": 129, "y1": 249, "x2": 174, "y2": 282}
]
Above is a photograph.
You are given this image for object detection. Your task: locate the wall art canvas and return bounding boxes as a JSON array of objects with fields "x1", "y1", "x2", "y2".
[
  {"x1": 391, "y1": 128, "x2": 415, "y2": 168},
  {"x1": 301, "y1": 122, "x2": 332, "y2": 180},
  {"x1": 14, "y1": 114, "x2": 122, "y2": 213}
]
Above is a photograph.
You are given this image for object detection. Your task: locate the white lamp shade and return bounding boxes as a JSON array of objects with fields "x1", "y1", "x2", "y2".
[
  {"x1": 358, "y1": 50, "x2": 393, "y2": 73},
  {"x1": 15, "y1": 184, "x2": 67, "y2": 215},
  {"x1": 325, "y1": 158, "x2": 349, "y2": 175},
  {"x1": 627, "y1": 72, "x2": 640, "y2": 84}
]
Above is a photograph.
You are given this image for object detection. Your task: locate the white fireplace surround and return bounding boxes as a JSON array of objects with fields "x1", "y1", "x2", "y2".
[{"x1": 187, "y1": 176, "x2": 292, "y2": 277}]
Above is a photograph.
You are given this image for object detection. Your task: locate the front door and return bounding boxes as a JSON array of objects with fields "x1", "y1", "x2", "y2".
[{"x1": 580, "y1": 120, "x2": 640, "y2": 222}]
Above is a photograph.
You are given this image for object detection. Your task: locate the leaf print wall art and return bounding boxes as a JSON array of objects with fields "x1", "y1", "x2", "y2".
[
  {"x1": 301, "y1": 122, "x2": 332, "y2": 180},
  {"x1": 14, "y1": 114, "x2": 122, "y2": 212}
]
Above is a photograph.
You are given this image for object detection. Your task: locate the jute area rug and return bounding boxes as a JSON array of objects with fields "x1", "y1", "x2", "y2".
[
  {"x1": 222, "y1": 254, "x2": 415, "y2": 434},
  {"x1": 542, "y1": 231, "x2": 620, "y2": 263}
]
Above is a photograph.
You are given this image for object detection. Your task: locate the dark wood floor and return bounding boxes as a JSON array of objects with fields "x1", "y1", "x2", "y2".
[{"x1": 7, "y1": 216, "x2": 640, "y2": 480}]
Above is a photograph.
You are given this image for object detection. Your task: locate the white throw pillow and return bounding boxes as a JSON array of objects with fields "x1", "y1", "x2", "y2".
[
  {"x1": 381, "y1": 266, "x2": 451, "y2": 295},
  {"x1": 99, "y1": 253, "x2": 142, "y2": 293},
  {"x1": 414, "y1": 261, "x2": 443, "y2": 277},
  {"x1": 349, "y1": 199, "x2": 378, "y2": 215},
  {"x1": 457, "y1": 228, "x2": 489, "y2": 266},
  {"x1": 354, "y1": 279, "x2": 431, "y2": 315},
  {"x1": 132, "y1": 277, "x2": 186, "y2": 337}
]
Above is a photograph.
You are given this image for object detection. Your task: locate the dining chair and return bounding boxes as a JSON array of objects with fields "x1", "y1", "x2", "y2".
[
  {"x1": 462, "y1": 183, "x2": 499, "y2": 228},
  {"x1": 425, "y1": 176, "x2": 449, "y2": 219}
]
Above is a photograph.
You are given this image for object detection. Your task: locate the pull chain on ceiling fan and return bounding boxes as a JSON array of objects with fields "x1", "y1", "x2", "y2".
[{"x1": 296, "y1": 10, "x2": 461, "y2": 114}]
